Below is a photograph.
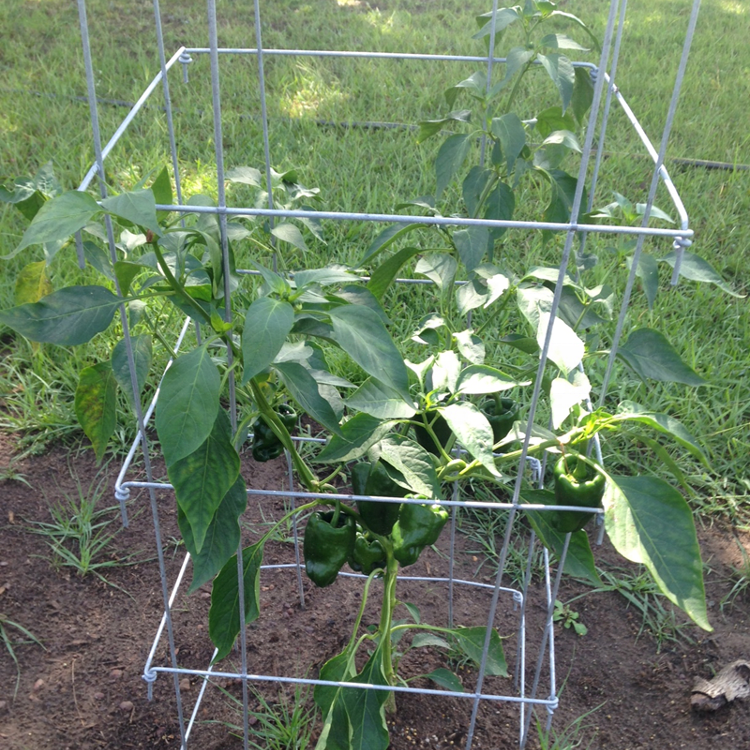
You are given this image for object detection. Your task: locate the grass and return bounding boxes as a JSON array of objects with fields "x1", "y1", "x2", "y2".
[{"x1": 0, "y1": 613, "x2": 46, "y2": 700}]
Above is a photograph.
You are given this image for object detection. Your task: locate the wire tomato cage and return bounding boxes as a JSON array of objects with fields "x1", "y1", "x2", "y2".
[{"x1": 71, "y1": 0, "x2": 702, "y2": 747}]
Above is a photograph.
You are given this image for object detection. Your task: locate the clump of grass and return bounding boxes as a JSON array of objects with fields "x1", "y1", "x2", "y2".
[{"x1": 0, "y1": 613, "x2": 46, "y2": 700}]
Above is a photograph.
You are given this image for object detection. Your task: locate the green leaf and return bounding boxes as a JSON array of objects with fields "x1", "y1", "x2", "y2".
[
  {"x1": 455, "y1": 280, "x2": 488, "y2": 317},
  {"x1": 411, "y1": 633, "x2": 450, "y2": 650},
  {"x1": 417, "y1": 109, "x2": 472, "y2": 143},
  {"x1": 209, "y1": 542, "x2": 265, "y2": 662},
  {"x1": 328, "y1": 305, "x2": 410, "y2": 401},
  {"x1": 536, "y1": 311, "x2": 584, "y2": 375},
  {"x1": 13, "y1": 191, "x2": 100, "y2": 254},
  {"x1": 0, "y1": 286, "x2": 120, "y2": 346},
  {"x1": 431, "y1": 349, "x2": 461, "y2": 393},
  {"x1": 524, "y1": 497, "x2": 601, "y2": 586},
  {"x1": 631, "y1": 253, "x2": 659, "y2": 310},
  {"x1": 438, "y1": 402, "x2": 499, "y2": 476},
  {"x1": 604, "y1": 475, "x2": 710, "y2": 630},
  {"x1": 225, "y1": 166, "x2": 262, "y2": 187},
  {"x1": 271, "y1": 222, "x2": 309, "y2": 252},
  {"x1": 550, "y1": 371, "x2": 590, "y2": 429},
  {"x1": 151, "y1": 166, "x2": 173, "y2": 223},
  {"x1": 101, "y1": 189, "x2": 161, "y2": 235},
  {"x1": 110, "y1": 334, "x2": 152, "y2": 406},
  {"x1": 462, "y1": 167, "x2": 495, "y2": 218},
  {"x1": 483, "y1": 181, "x2": 515, "y2": 242},
  {"x1": 415, "y1": 253, "x2": 457, "y2": 292},
  {"x1": 273, "y1": 361, "x2": 344, "y2": 437},
  {"x1": 490, "y1": 113, "x2": 526, "y2": 174},
  {"x1": 155, "y1": 346, "x2": 221, "y2": 466},
  {"x1": 168, "y1": 409, "x2": 240, "y2": 553},
  {"x1": 456, "y1": 364, "x2": 527, "y2": 395},
  {"x1": 345, "y1": 378, "x2": 416, "y2": 419},
  {"x1": 376, "y1": 434, "x2": 442, "y2": 498},
  {"x1": 113, "y1": 261, "x2": 144, "y2": 296},
  {"x1": 453, "y1": 329, "x2": 486, "y2": 364},
  {"x1": 435, "y1": 134, "x2": 471, "y2": 200},
  {"x1": 316, "y1": 413, "x2": 396, "y2": 463},
  {"x1": 659, "y1": 250, "x2": 744, "y2": 298},
  {"x1": 617, "y1": 328, "x2": 704, "y2": 386},
  {"x1": 423, "y1": 668, "x2": 464, "y2": 693},
  {"x1": 241, "y1": 297, "x2": 295, "y2": 383},
  {"x1": 74, "y1": 362, "x2": 117, "y2": 463},
  {"x1": 342, "y1": 648, "x2": 390, "y2": 750},
  {"x1": 453, "y1": 227, "x2": 488, "y2": 272},
  {"x1": 571, "y1": 67, "x2": 595, "y2": 124},
  {"x1": 452, "y1": 627, "x2": 507, "y2": 676},
  {"x1": 538, "y1": 53, "x2": 576, "y2": 112},
  {"x1": 367, "y1": 246, "x2": 422, "y2": 300},
  {"x1": 361, "y1": 223, "x2": 422, "y2": 264},
  {"x1": 613, "y1": 401, "x2": 709, "y2": 467},
  {"x1": 540, "y1": 33, "x2": 590, "y2": 52},
  {"x1": 14, "y1": 261, "x2": 53, "y2": 306},
  {"x1": 180, "y1": 475, "x2": 247, "y2": 593}
]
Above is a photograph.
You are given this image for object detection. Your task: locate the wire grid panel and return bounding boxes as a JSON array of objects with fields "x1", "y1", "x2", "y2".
[{"x1": 72, "y1": 0, "x2": 703, "y2": 748}]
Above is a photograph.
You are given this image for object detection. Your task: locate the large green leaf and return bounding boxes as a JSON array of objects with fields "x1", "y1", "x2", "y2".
[
  {"x1": 111, "y1": 335, "x2": 152, "y2": 405},
  {"x1": 550, "y1": 371, "x2": 590, "y2": 429},
  {"x1": 345, "y1": 378, "x2": 416, "y2": 420},
  {"x1": 456, "y1": 364, "x2": 527, "y2": 395},
  {"x1": 208, "y1": 542, "x2": 265, "y2": 662},
  {"x1": 168, "y1": 410, "x2": 240, "y2": 553},
  {"x1": 367, "y1": 246, "x2": 422, "y2": 300},
  {"x1": 101, "y1": 189, "x2": 161, "y2": 235},
  {"x1": 151, "y1": 166, "x2": 173, "y2": 223},
  {"x1": 490, "y1": 113, "x2": 526, "y2": 174},
  {"x1": 179, "y1": 475, "x2": 247, "y2": 593},
  {"x1": 0, "y1": 286, "x2": 120, "y2": 345},
  {"x1": 612, "y1": 401, "x2": 709, "y2": 467},
  {"x1": 316, "y1": 414, "x2": 396, "y2": 463},
  {"x1": 74, "y1": 362, "x2": 117, "y2": 463},
  {"x1": 342, "y1": 648, "x2": 390, "y2": 750},
  {"x1": 14, "y1": 191, "x2": 100, "y2": 253},
  {"x1": 316, "y1": 652, "x2": 355, "y2": 750},
  {"x1": 241, "y1": 297, "x2": 295, "y2": 383},
  {"x1": 415, "y1": 252, "x2": 457, "y2": 292},
  {"x1": 375, "y1": 434, "x2": 442, "y2": 498},
  {"x1": 617, "y1": 328, "x2": 704, "y2": 386},
  {"x1": 537, "y1": 53, "x2": 575, "y2": 112},
  {"x1": 273, "y1": 361, "x2": 344, "y2": 437},
  {"x1": 452, "y1": 627, "x2": 507, "y2": 677},
  {"x1": 13, "y1": 261, "x2": 53, "y2": 306},
  {"x1": 361, "y1": 223, "x2": 421, "y2": 264},
  {"x1": 439, "y1": 402, "x2": 499, "y2": 476},
  {"x1": 604, "y1": 475, "x2": 710, "y2": 631},
  {"x1": 328, "y1": 305, "x2": 410, "y2": 401},
  {"x1": 453, "y1": 227, "x2": 489, "y2": 272},
  {"x1": 271, "y1": 222, "x2": 308, "y2": 252},
  {"x1": 423, "y1": 668, "x2": 464, "y2": 693},
  {"x1": 436, "y1": 134, "x2": 472, "y2": 200},
  {"x1": 659, "y1": 250, "x2": 744, "y2": 298},
  {"x1": 155, "y1": 346, "x2": 221, "y2": 466}
]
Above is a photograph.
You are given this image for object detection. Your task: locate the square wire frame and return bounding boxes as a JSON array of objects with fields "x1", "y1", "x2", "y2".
[{"x1": 72, "y1": 0, "x2": 703, "y2": 747}]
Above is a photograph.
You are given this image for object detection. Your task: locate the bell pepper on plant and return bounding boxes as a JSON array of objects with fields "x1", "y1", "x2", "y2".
[
  {"x1": 351, "y1": 460, "x2": 405, "y2": 536},
  {"x1": 482, "y1": 396, "x2": 519, "y2": 444},
  {"x1": 552, "y1": 455, "x2": 606, "y2": 533},
  {"x1": 303, "y1": 509, "x2": 356, "y2": 587},
  {"x1": 391, "y1": 502, "x2": 449, "y2": 567},
  {"x1": 347, "y1": 534, "x2": 387, "y2": 575},
  {"x1": 413, "y1": 410, "x2": 453, "y2": 456},
  {"x1": 251, "y1": 404, "x2": 297, "y2": 462}
]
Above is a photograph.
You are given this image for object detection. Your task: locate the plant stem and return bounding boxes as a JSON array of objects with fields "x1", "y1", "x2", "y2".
[{"x1": 379, "y1": 548, "x2": 399, "y2": 714}]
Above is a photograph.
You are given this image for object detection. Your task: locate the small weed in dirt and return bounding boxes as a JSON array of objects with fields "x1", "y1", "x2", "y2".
[{"x1": 0, "y1": 613, "x2": 45, "y2": 700}]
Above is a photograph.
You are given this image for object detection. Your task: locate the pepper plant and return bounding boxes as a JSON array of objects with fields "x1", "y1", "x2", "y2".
[{"x1": 0, "y1": 3, "x2": 737, "y2": 748}]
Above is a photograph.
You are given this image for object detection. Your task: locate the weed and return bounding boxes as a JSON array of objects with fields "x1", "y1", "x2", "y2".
[
  {"x1": 553, "y1": 600, "x2": 588, "y2": 637},
  {"x1": 719, "y1": 533, "x2": 750, "y2": 612},
  {"x1": 0, "y1": 613, "x2": 46, "y2": 700},
  {"x1": 534, "y1": 702, "x2": 603, "y2": 750}
]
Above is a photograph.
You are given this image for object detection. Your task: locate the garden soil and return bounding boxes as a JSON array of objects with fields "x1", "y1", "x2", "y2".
[{"x1": 0, "y1": 431, "x2": 748, "y2": 750}]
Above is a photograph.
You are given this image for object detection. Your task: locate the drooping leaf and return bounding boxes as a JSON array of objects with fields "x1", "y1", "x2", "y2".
[
  {"x1": 659, "y1": 250, "x2": 744, "y2": 298},
  {"x1": 316, "y1": 413, "x2": 396, "y2": 463},
  {"x1": 168, "y1": 409, "x2": 240, "y2": 553},
  {"x1": 456, "y1": 280, "x2": 489, "y2": 316},
  {"x1": 415, "y1": 253, "x2": 457, "y2": 292},
  {"x1": 328, "y1": 305, "x2": 410, "y2": 401},
  {"x1": 273, "y1": 361, "x2": 344, "y2": 437},
  {"x1": 341, "y1": 648, "x2": 391, "y2": 750},
  {"x1": 435, "y1": 134, "x2": 472, "y2": 200},
  {"x1": 241, "y1": 297, "x2": 295, "y2": 383},
  {"x1": 627, "y1": 253, "x2": 659, "y2": 310},
  {"x1": 617, "y1": 328, "x2": 704, "y2": 386},
  {"x1": 271, "y1": 222, "x2": 309, "y2": 252},
  {"x1": 74, "y1": 362, "x2": 117, "y2": 463},
  {"x1": 462, "y1": 167, "x2": 495, "y2": 218},
  {"x1": 155, "y1": 346, "x2": 221, "y2": 466},
  {"x1": 367, "y1": 246, "x2": 422, "y2": 300},
  {"x1": 483, "y1": 181, "x2": 515, "y2": 243},
  {"x1": 101, "y1": 189, "x2": 161, "y2": 235},
  {"x1": 361, "y1": 223, "x2": 422, "y2": 264},
  {"x1": 456, "y1": 364, "x2": 528, "y2": 395},
  {"x1": 571, "y1": 66, "x2": 595, "y2": 124},
  {"x1": 453, "y1": 226, "x2": 489, "y2": 272},
  {"x1": 536, "y1": 312, "x2": 584, "y2": 374},
  {"x1": 490, "y1": 113, "x2": 526, "y2": 175},
  {"x1": 13, "y1": 261, "x2": 53, "y2": 306},
  {"x1": 179, "y1": 475, "x2": 247, "y2": 593},
  {"x1": 417, "y1": 109, "x2": 472, "y2": 143},
  {"x1": 453, "y1": 329, "x2": 486, "y2": 364},
  {"x1": 376, "y1": 434, "x2": 442, "y2": 498},
  {"x1": 151, "y1": 166, "x2": 173, "y2": 223},
  {"x1": 423, "y1": 668, "x2": 464, "y2": 693},
  {"x1": 550, "y1": 371, "x2": 590, "y2": 429},
  {"x1": 537, "y1": 53, "x2": 575, "y2": 112},
  {"x1": 111, "y1": 334, "x2": 152, "y2": 405},
  {"x1": 0, "y1": 286, "x2": 120, "y2": 346},
  {"x1": 438, "y1": 402, "x2": 499, "y2": 476},
  {"x1": 209, "y1": 542, "x2": 265, "y2": 661},
  {"x1": 604, "y1": 475, "x2": 710, "y2": 631},
  {"x1": 14, "y1": 191, "x2": 100, "y2": 254},
  {"x1": 345, "y1": 378, "x2": 416, "y2": 420},
  {"x1": 431, "y1": 350, "x2": 461, "y2": 394},
  {"x1": 451, "y1": 626, "x2": 507, "y2": 677},
  {"x1": 411, "y1": 633, "x2": 450, "y2": 650}
]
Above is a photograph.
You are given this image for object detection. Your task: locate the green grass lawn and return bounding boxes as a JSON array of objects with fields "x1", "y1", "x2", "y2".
[{"x1": 0, "y1": 0, "x2": 748, "y2": 520}]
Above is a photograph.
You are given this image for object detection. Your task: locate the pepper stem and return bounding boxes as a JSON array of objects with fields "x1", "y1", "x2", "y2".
[{"x1": 379, "y1": 547, "x2": 399, "y2": 714}]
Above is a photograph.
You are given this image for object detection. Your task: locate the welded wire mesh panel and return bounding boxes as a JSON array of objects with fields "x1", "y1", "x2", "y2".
[{"x1": 72, "y1": 0, "x2": 702, "y2": 747}]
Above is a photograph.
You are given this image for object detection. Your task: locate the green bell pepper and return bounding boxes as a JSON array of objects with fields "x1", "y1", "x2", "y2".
[
  {"x1": 552, "y1": 455, "x2": 605, "y2": 533},
  {"x1": 252, "y1": 404, "x2": 297, "y2": 462},
  {"x1": 347, "y1": 534, "x2": 386, "y2": 575},
  {"x1": 351, "y1": 460, "x2": 404, "y2": 536},
  {"x1": 482, "y1": 396, "x2": 519, "y2": 444},
  {"x1": 303, "y1": 510, "x2": 356, "y2": 587},
  {"x1": 391, "y1": 502, "x2": 449, "y2": 567},
  {"x1": 413, "y1": 410, "x2": 453, "y2": 456}
]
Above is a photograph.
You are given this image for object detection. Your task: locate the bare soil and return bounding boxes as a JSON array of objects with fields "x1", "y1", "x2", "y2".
[{"x1": 0, "y1": 432, "x2": 748, "y2": 750}]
